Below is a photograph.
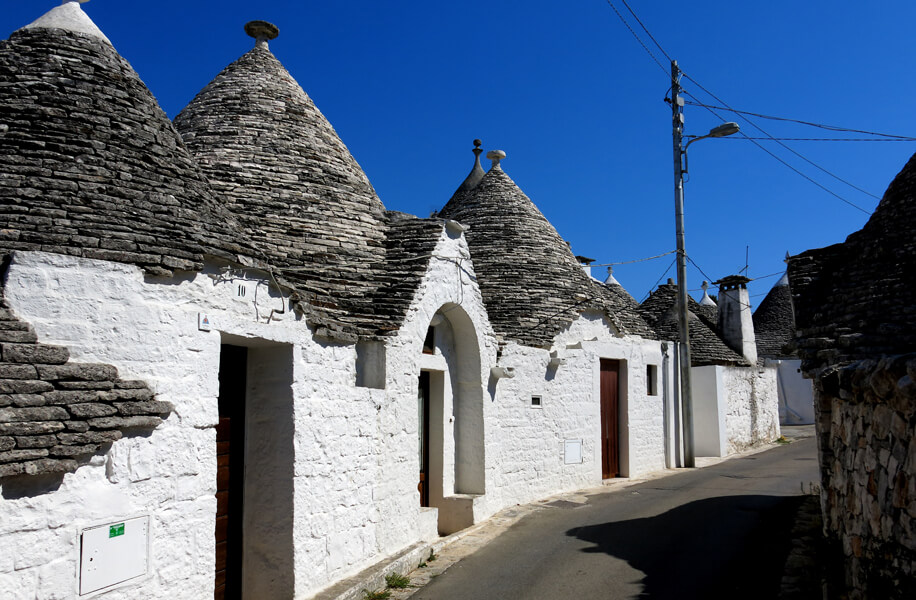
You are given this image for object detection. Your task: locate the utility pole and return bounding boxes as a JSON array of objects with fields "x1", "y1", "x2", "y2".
[{"x1": 671, "y1": 59, "x2": 695, "y2": 468}]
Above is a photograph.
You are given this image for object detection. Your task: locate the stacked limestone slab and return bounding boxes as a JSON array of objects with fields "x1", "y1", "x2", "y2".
[
  {"x1": 0, "y1": 14, "x2": 250, "y2": 277},
  {"x1": 639, "y1": 281, "x2": 748, "y2": 366},
  {"x1": 0, "y1": 288, "x2": 170, "y2": 479},
  {"x1": 439, "y1": 156, "x2": 654, "y2": 348},
  {"x1": 790, "y1": 151, "x2": 916, "y2": 372},
  {"x1": 174, "y1": 37, "x2": 417, "y2": 341},
  {"x1": 788, "y1": 151, "x2": 916, "y2": 598},
  {"x1": 752, "y1": 274, "x2": 797, "y2": 359}
]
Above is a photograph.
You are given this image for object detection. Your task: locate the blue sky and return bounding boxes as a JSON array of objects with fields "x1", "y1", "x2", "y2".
[{"x1": 6, "y1": 1, "x2": 914, "y2": 307}]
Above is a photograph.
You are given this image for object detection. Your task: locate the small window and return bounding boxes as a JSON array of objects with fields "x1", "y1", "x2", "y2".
[
  {"x1": 647, "y1": 364, "x2": 658, "y2": 396},
  {"x1": 531, "y1": 395, "x2": 543, "y2": 409},
  {"x1": 422, "y1": 326, "x2": 435, "y2": 355}
]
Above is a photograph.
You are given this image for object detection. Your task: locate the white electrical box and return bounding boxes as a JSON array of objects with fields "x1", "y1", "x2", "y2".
[
  {"x1": 79, "y1": 515, "x2": 150, "y2": 596},
  {"x1": 564, "y1": 439, "x2": 582, "y2": 464}
]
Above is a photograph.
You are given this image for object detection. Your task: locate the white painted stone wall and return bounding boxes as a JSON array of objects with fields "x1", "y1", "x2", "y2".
[
  {"x1": 469, "y1": 311, "x2": 668, "y2": 520},
  {"x1": 691, "y1": 365, "x2": 728, "y2": 457},
  {"x1": 381, "y1": 227, "x2": 496, "y2": 538},
  {"x1": 768, "y1": 358, "x2": 815, "y2": 425},
  {"x1": 0, "y1": 240, "x2": 674, "y2": 599},
  {"x1": 0, "y1": 250, "x2": 399, "y2": 599},
  {"x1": 721, "y1": 364, "x2": 780, "y2": 453}
]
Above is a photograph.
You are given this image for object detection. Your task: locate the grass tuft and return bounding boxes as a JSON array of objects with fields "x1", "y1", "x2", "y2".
[{"x1": 385, "y1": 572, "x2": 411, "y2": 589}]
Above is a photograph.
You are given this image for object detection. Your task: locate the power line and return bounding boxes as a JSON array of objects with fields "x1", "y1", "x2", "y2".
[
  {"x1": 620, "y1": 0, "x2": 672, "y2": 63},
  {"x1": 603, "y1": 0, "x2": 668, "y2": 76},
  {"x1": 641, "y1": 257, "x2": 677, "y2": 303},
  {"x1": 679, "y1": 79, "x2": 881, "y2": 204},
  {"x1": 602, "y1": 0, "x2": 876, "y2": 214},
  {"x1": 591, "y1": 249, "x2": 676, "y2": 267},
  {"x1": 685, "y1": 255, "x2": 717, "y2": 286},
  {"x1": 686, "y1": 136, "x2": 915, "y2": 142},
  {"x1": 682, "y1": 101, "x2": 916, "y2": 140},
  {"x1": 682, "y1": 90, "x2": 873, "y2": 215}
]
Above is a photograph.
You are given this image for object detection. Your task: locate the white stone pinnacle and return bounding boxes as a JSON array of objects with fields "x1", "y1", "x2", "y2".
[
  {"x1": 22, "y1": 0, "x2": 112, "y2": 45},
  {"x1": 486, "y1": 150, "x2": 506, "y2": 169}
]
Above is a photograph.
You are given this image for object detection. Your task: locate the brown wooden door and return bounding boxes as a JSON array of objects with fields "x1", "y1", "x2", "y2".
[
  {"x1": 216, "y1": 345, "x2": 247, "y2": 600},
  {"x1": 600, "y1": 359, "x2": 620, "y2": 479},
  {"x1": 418, "y1": 371, "x2": 430, "y2": 507}
]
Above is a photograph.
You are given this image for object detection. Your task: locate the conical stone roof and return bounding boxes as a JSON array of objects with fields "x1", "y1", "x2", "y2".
[
  {"x1": 439, "y1": 157, "x2": 654, "y2": 348},
  {"x1": 0, "y1": 4, "x2": 246, "y2": 276},
  {"x1": 753, "y1": 274, "x2": 796, "y2": 358},
  {"x1": 174, "y1": 30, "x2": 389, "y2": 339},
  {"x1": 639, "y1": 282, "x2": 748, "y2": 366},
  {"x1": 789, "y1": 150, "x2": 916, "y2": 369}
]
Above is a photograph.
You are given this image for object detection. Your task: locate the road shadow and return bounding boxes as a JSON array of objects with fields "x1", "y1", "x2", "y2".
[{"x1": 567, "y1": 494, "x2": 805, "y2": 600}]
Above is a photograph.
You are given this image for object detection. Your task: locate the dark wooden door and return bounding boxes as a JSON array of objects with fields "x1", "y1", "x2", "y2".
[
  {"x1": 418, "y1": 371, "x2": 430, "y2": 507},
  {"x1": 216, "y1": 345, "x2": 247, "y2": 600},
  {"x1": 600, "y1": 359, "x2": 620, "y2": 479}
]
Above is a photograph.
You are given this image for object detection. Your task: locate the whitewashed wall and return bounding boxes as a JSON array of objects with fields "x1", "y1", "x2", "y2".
[
  {"x1": 721, "y1": 364, "x2": 780, "y2": 453},
  {"x1": 768, "y1": 358, "x2": 815, "y2": 425},
  {"x1": 0, "y1": 241, "x2": 674, "y2": 600},
  {"x1": 473, "y1": 311, "x2": 668, "y2": 520},
  {"x1": 0, "y1": 250, "x2": 397, "y2": 599}
]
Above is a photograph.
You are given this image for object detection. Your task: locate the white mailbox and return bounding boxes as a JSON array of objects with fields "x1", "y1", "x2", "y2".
[{"x1": 79, "y1": 515, "x2": 150, "y2": 596}]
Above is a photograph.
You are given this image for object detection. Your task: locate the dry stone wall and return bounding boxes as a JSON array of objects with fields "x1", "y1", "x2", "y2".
[
  {"x1": 0, "y1": 269, "x2": 170, "y2": 479},
  {"x1": 814, "y1": 354, "x2": 916, "y2": 598}
]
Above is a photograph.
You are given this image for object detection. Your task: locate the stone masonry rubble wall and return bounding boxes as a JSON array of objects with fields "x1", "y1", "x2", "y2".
[{"x1": 814, "y1": 354, "x2": 916, "y2": 599}]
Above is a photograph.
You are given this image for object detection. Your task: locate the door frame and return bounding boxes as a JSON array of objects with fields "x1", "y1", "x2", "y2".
[{"x1": 600, "y1": 358, "x2": 620, "y2": 479}]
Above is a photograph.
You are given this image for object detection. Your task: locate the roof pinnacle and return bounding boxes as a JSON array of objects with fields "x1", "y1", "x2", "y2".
[
  {"x1": 605, "y1": 266, "x2": 620, "y2": 286},
  {"x1": 245, "y1": 20, "x2": 279, "y2": 49},
  {"x1": 486, "y1": 149, "x2": 506, "y2": 170},
  {"x1": 700, "y1": 280, "x2": 717, "y2": 306}
]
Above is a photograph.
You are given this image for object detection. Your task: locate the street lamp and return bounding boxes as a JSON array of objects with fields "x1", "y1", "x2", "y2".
[{"x1": 670, "y1": 59, "x2": 739, "y2": 468}]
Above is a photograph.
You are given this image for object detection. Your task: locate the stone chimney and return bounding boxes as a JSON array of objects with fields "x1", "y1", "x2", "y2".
[
  {"x1": 714, "y1": 275, "x2": 757, "y2": 364},
  {"x1": 575, "y1": 255, "x2": 596, "y2": 280}
]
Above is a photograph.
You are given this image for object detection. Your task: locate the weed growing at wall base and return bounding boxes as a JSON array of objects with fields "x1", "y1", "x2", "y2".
[{"x1": 385, "y1": 572, "x2": 411, "y2": 589}]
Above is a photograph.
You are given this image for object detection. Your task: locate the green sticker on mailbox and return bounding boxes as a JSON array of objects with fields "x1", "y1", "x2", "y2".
[{"x1": 109, "y1": 523, "x2": 125, "y2": 538}]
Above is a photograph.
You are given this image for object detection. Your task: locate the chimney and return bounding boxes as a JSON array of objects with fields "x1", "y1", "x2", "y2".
[
  {"x1": 713, "y1": 275, "x2": 757, "y2": 364},
  {"x1": 575, "y1": 255, "x2": 596, "y2": 280}
]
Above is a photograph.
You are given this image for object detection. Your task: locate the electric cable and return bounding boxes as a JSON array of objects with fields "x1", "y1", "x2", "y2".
[
  {"x1": 641, "y1": 256, "x2": 677, "y2": 302},
  {"x1": 603, "y1": 0, "x2": 668, "y2": 76},
  {"x1": 679, "y1": 79, "x2": 881, "y2": 204},
  {"x1": 620, "y1": 0, "x2": 672, "y2": 63},
  {"x1": 682, "y1": 90, "x2": 873, "y2": 214},
  {"x1": 590, "y1": 249, "x2": 676, "y2": 267},
  {"x1": 685, "y1": 136, "x2": 914, "y2": 142},
  {"x1": 682, "y1": 101, "x2": 916, "y2": 140}
]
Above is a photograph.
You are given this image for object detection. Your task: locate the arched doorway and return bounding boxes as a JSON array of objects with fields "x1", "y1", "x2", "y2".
[{"x1": 417, "y1": 303, "x2": 484, "y2": 532}]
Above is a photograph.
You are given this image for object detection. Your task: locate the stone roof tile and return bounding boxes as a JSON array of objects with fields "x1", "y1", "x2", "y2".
[
  {"x1": 439, "y1": 162, "x2": 654, "y2": 348},
  {"x1": 753, "y1": 275, "x2": 797, "y2": 358},
  {"x1": 788, "y1": 150, "x2": 916, "y2": 372},
  {"x1": 639, "y1": 282, "x2": 748, "y2": 366},
  {"x1": 0, "y1": 20, "x2": 250, "y2": 277},
  {"x1": 174, "y1": 36, "x2": 396, "y2": 340}
]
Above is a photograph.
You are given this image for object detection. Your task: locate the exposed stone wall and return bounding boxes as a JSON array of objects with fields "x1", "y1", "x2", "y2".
[
  {"x1": 0, "y1": 267, "x2": 170, "y2": 479},
  {"x1": 722, "y1": 365, "x2": 780, "y2": 453},
  {"x1": 788, "y1": 151, "x2": 916, "y2": 373},
  {"x1": 814, "y1": 354, "x2": 916, "y2": 598}
]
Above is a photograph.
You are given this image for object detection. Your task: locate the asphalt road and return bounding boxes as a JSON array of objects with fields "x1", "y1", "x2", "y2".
[{"x1": 412, "y1": 437, "x2": 819, "y2": 600}]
